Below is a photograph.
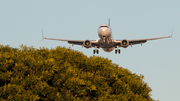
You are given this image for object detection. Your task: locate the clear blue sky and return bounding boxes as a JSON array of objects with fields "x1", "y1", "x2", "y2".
[{"x1": 0, "y1": 0, "x2": 179, "y2": 100}]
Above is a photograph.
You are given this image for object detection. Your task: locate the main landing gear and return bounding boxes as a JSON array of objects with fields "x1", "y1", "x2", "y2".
[
  {"x1": 93, "y1": 46, "x2": 99, "y2": 54},
  {"x1": 93, "y1": 50, "x2": 99, "y2": 54},
  {"x1": 115, "y1": 49, "x2": 120, "y2": 54},
  {"x1": 115, "y1": 46, "x2": 120, "y2": 54}
]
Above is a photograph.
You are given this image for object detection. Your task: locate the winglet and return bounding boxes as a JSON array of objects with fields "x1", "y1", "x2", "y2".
[
  {"x1": 41, "y1": 30, "x2": 45, "y2": 41},
  {"x1": 108, "y1": 18, "x2": 110, "y2": 26},
  {"x1": 171, "y1": 28, "x2": 174, "y2": 40}
]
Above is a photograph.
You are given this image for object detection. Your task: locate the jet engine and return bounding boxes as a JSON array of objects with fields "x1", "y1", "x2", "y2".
[
  {"x1": 83, "y1": 40, "x2": 92, "y2": 48},
  {"x1": 121, "y1": 39, "x2": 129, "y2": 48}
]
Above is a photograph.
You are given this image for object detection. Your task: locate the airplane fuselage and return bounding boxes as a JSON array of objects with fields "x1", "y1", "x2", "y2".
[{"x1": 98, "y1": 24, "x2": 114, "y2": 52}]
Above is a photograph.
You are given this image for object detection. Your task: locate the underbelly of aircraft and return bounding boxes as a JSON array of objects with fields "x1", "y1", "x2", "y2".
[{"x1": 102, "y1": 47, "x2": 114, "y2": 52}]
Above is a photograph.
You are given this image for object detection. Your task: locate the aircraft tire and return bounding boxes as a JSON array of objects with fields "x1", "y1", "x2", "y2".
[
  {"x1": 115, "y1": 49, "x2": 117, "y2": 54},
  {"x1": 93, "y1": 50, "x2": 95, "y2": 54},
  {"x1": 118, "y1": 49, "x2": 120, "y2": 54}
]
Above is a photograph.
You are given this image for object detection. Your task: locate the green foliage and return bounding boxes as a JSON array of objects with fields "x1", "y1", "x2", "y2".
[{"x1": 0, "y1": 44, "x2": 155, "y2": 101}]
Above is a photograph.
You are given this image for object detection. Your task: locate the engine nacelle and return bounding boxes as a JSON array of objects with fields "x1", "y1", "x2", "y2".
[
  {"x1": 83, "y1": 40, "x2": 92, "y2": 48},
  {"x1": 121, "y1": 39, "x2": 129, "y2": 48}
]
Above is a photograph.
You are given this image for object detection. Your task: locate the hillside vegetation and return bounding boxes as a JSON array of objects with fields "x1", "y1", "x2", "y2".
[{"x1": 0, "y1": 45, "x2": 154, "y2": 101}]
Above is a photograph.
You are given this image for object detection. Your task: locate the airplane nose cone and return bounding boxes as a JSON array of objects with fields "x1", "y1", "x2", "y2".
[
  {"x1": 101, "y1": 28, "x2": 106, "y2": 32},
  {"x1": 98, "y1": 28, "x2": 111, "y2": 36}
]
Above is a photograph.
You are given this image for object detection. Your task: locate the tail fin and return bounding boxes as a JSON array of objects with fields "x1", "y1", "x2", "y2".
[{"x1": 108, "y1": 18, "x2": 110, "y2": 26}]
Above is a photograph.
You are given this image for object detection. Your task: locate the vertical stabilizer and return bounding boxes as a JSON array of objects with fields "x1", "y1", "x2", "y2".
[{"x1": 108, "y1": 18, "x2": 110, "y2": 26}]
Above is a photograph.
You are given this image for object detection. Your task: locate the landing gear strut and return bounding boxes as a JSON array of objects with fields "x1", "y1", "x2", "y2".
[
  {"x1": 93, "y1": 46, "x2": 99, "y2": 54},
  {"x1": 115, "y1": 46, "x2": 120, "y2": 54}
]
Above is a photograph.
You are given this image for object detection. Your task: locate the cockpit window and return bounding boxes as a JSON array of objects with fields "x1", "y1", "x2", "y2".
[{"x1": 100, "y1": 26, "x2": 109, "y2": 28}]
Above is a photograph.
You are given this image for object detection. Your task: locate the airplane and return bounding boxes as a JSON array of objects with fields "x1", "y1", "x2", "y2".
[{"x1": 42, "y1": 19, "x2": 172, "y2": 54}]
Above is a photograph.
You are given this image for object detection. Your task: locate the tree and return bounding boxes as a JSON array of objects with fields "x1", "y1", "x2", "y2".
[{"x1": 0, "y1": 44, "x2": 156, "y2": 101}]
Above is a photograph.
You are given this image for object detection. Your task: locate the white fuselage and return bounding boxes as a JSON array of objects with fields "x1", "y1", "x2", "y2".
[{"x1": 98, "y1": 24, "x2": 114, "y2": 52}]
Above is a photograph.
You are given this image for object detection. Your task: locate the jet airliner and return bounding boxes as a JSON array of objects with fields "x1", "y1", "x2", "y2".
[{"x1": 43, "y1": 19, "x2": 171, "y2": 54}]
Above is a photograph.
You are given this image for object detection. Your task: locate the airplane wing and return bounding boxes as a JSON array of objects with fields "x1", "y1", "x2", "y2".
[
  {"x1": 43, "y1": 37, "x2": 100, "y2": 47},
  {"x1": 114, "y1": 35, "x2": 171, "y2": 47}
]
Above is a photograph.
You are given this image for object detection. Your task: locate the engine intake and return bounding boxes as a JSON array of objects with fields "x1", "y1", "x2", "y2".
[
  {"x1": 121, "y1": 39, "x2": 129, "y2": 48},
  {"x1": 83, "y1": 40, "x2": 92, "y2": 48}
]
